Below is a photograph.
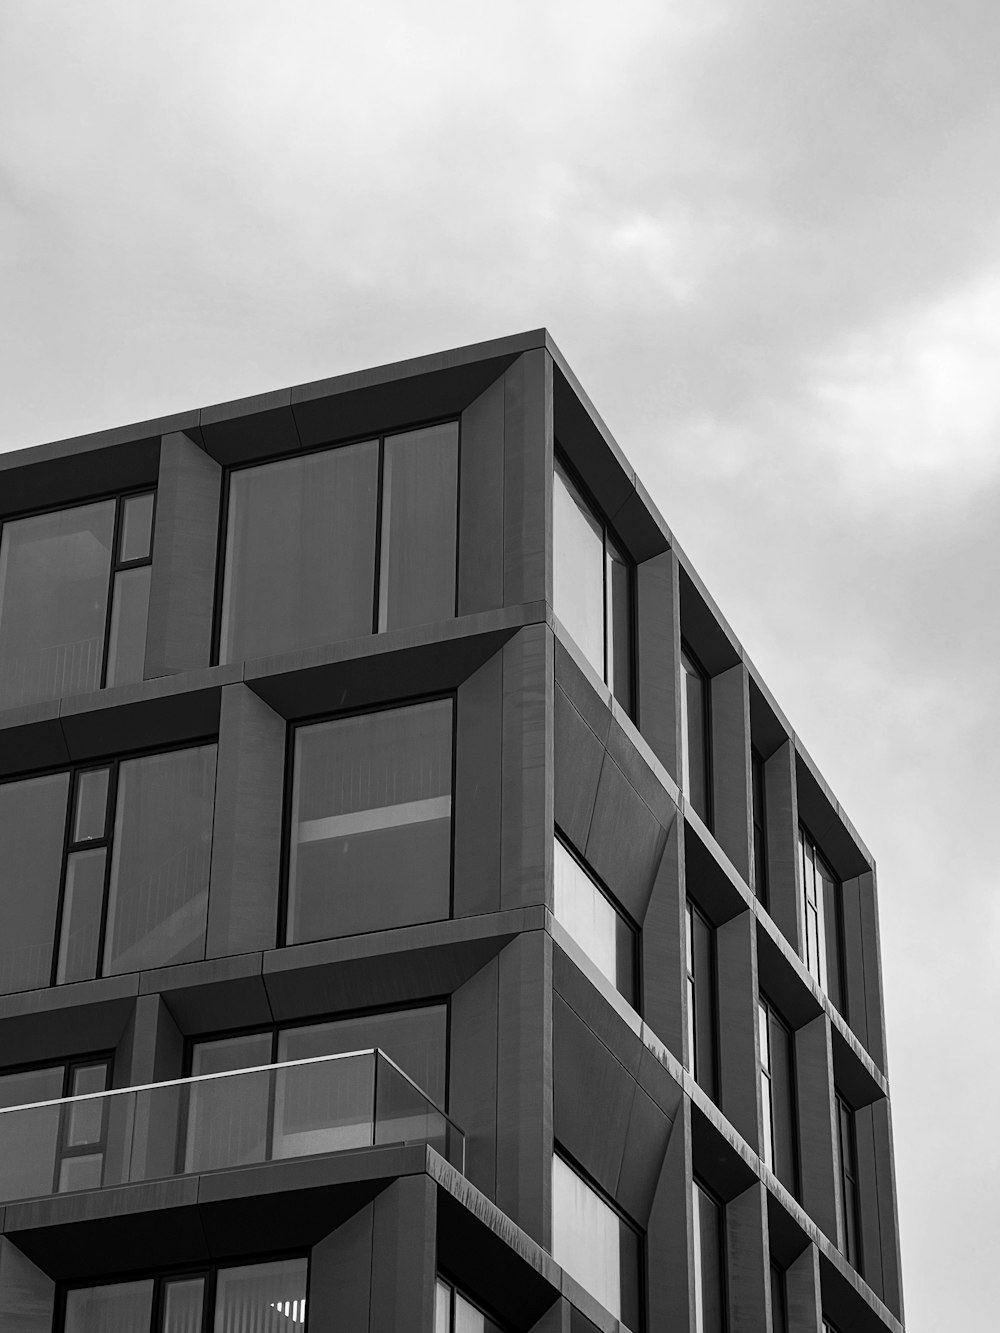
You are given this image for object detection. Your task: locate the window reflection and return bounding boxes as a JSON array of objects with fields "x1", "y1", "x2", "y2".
[{"x1": 553, "y1": 834, "x2": 636, "y2": 1004}]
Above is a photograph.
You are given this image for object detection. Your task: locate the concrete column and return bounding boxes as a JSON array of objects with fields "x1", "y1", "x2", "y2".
[
  {"x1": 453, "y1": 653, "x2": 503, "y2": 918},
  {"x1": 785, "y1": 1243, "x2": 822, "y2": 1333},
  {"x1": 0, "y1": 1238, "x2": 54, "y2": 1333},
  {"x1": 717, "y1": 910, "x2": 761, "y2": 1152},
  {"x1": 647, "y1": 1098, "x2": 693, "y2": 1332},
  {"x1": 206, "y1": 683, "x2": 286, "y2": 958},
  {"x1": 642, "y1": 816, "x2": 685, "y2": 1062},
  {"x1": 503, "y1": 349, "x2": 553, "y2": 609},
  {"x1": 795, "y1": 1015, "x2": 839, "y2": 1243},
  {"x1": 635, "y1": 549, "x2": 681, "y2": 781},
  {"x1": 500, "y1": 625, "x2": 554, "y2": 912},
  {"x1": 840, "y1": 873, "x2": 869, "y2": 1050},
  {"x1": 458, "y1": 373, "x2": 505, "y2": 616},
  {"x1": 369, "y1": 1175, "x2": 438, "y2": 1331},
  {"x1": 725, "y1": 1182, "x2": 770, "y2": 1333},
  {"x1": 764, "y1": 741, "x2": 800, "y2": 952},
  {"x1": 116, "y1": 993, "x2": 183, "y2": 1087},
  {"x1": 870, "y1": 1098, "x2": 904, "y2": 1320},
  {"x1": 858, "y1": 870, "x2": 888, "y2": 1073},
  {"x1": 309, "y1": 1204, "x2": 375, "y2": 1333},
  {"x1": 450, "y1": 957, "x2": 500, "y2": 1200},
  {"x1": 145, "y1": 431, "x2": 221, "y2": 677},
  {"x1": 710, "y1": 664, "x2": 752, "y2": 885}
]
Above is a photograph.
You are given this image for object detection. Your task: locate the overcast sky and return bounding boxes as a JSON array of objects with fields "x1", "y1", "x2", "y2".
[{"x1": 2, "y1": 4, "x2": 997, "y2": 1327}]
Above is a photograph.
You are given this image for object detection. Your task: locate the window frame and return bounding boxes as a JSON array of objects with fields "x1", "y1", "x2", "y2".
[
  {"x1": 211, "y1": 419, "x2": 461, "y2": 666},
  {"x1": 278, "y1": 692, "x2": 458, "y2": 949},
  {"x1": 0, "y1": 487, "x2": 156, "y2": 706},
  {"x1": 552, "y1": 448, "x2": 636, "y2": 716},
  {"x1": 553, "y1": 827, "x2": 640, "y2": 1009}
]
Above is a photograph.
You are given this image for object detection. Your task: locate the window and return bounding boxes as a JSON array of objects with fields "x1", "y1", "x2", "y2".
[
  {"x1": 219, "y1": 423, "x2": 458, "y2": 664},
  {"x1": 0, "y1": 491, "x2": 154, "y2": 709},
  {"x1": 553, "y1": 832, "x2": 637, "y2": 1005},
  {"x1": 61, "y1": 1257, "x2": 307, "y2": 1333},
  {"x1": 751, "y1": 747, "x2": 767, "y2": 903},
  {"x1": 692, "y1": 1181, "x2": 726, "y2": 1333},
  {"x1": 686, "y1": 901, "x2": 717, "y2": 1101},
  {"x1": 758, "y1": 997, "x2": 798, "y2": 1194},
  {"x1": 0, "y1": 1057, "x2": 111, "y2": 1202},
  {"x1": 186, "y1": 1004, "x2": 448, "y2": 1173},
  {"x1": 435, "y1": 1277, "x2": 508, "y2": 1333},
  {"x1": 286, "y1": 699, "x2": 453, "y2": 945},
  {"x1": 797, "y1": 827, "x2": 845, "y2": 1011},
  {"x1": 680, "y1": 647, "x2": 710, "y2": 824},
  {"x1": 769, "y1": 1262, "x2": 788, "y2": 1333},
  {"x1": 0, "y1": 744, "x2": 216, "y2": 994},
  {"x1": 552, "y1": 455, "x2": 633, "y2": 714},
  {"x1": 834, "y1": 1093, "x2": 862, "y2": 1272},
  {"x1": 551, "y1": 1152, "x2": 642, "y2": 1328}
]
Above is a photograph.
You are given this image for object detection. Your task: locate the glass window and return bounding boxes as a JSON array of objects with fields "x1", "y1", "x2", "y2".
[
  {"x1": 835, "y1": 1093, "x2": 862, "y2": 1272},
  {"x1": 0, "y1": 492, "x2": 154, "y2": 709},
  {"x1": 64, "y1": 1279, "x2": 154, "y2": 1333},
  {"x1": 554, "y1": 833, "x2": 636, "y2": 1004},
  {"x1": 435, "y1": 1277, "x2": 508, "y2": 1333},
  {"x1": 0, "y1": 772, "x2": 69, "y2": 993},
  {"x1": 0, "y1": 1057, "x2": 111, "y2": 1204},
  {"x1": 553, "y1": 456, "x2": 634, "y2": 714},
  {"x1": 287, "y1": 699, "x2": 453, "y2": 944},
  {"x1": 797, "y1": 827, "x2": 845, "y2": 1011},
  {"x1": 680, "y1": 647, "x2": 710, "y2": 824},
  {"x1": 686, "y1": 902, "x2": 717, "y2": 1101},
  {"x1": 551, "y1": 1152, "x2": 642, "y2": 1328},
  {"x1": 758, "y1": 997, "x2": 797, "y2": 1194},
  {"x1": 751, "y1": 747, "x2": 767, "y2": 903},
  {"x1": 214, "y1": 1258, "x2": 307, "y2": 1330},
  {"x1": 693, "y1": 1181, "x2": 725, "y2": 1333}
]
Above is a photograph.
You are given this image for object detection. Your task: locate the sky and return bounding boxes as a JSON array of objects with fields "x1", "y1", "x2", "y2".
[{"x1": 1, "y1": 3, "x2": 998, "y2": 1326}]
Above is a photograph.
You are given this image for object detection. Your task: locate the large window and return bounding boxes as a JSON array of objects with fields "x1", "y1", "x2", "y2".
[
  {"x1": 186, "y1": 1004, "x2": 447, "y2": 1173},
  {"x1": 686, "y1": 901, "x2": 717, "y2": 1101},
  {"x1": 286, "y1": 699, "x2": 453, "y2": 945},
  {"x1": 552, "y1": 455, "x2": 633, "y2": 714},
  {"x1": 834, "y1": 1092, "x2": 862, "y2": 1272},
  {"x1": 0, "y1": 744, "x2": 216, "y2": 994},
  {"x1": 692, "y1": 1181, "x2": 726, "y2": 1333},
  {"x1": 553, "y1": 832, "x2": 637, "y2": 1006},
  {"x1": 551, "y1": 1152, "x2": 642, "y2": 1328},
  {"x1": 757, "y1": 997, "x2": 798, "y2": 1194},
  {"x1": 219, "y1": 423, "x2": 458, "y2": 664},
  {"x1": 435, "y1": 1277, "x2": 508, "y2": 1333},
  {"x1": 0, "y1": 1057, "x2": 111, "y2": 1202},
  {"x1": 797, "y1": 826, "x2": 845, "y2": 1011},
  {"x1": 62, "y1": 1257, "x2": 307, "y2": 1333},
  {"x1": 680, "y1": 646, "x2": 710, "y2": 825},
  {"x1": 0, "y1": 491, "x2": 154, "y2": 709}
]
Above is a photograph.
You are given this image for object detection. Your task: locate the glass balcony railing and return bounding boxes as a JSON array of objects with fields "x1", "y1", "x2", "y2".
[{"x1": 0, "y1": 1048, "x2": 464, "y2": 1207}]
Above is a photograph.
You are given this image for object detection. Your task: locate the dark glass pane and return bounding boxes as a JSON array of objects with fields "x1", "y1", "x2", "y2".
[
  {"x1": 770, "y1": 1263, "x2": 788, "y2": 1333},
  {"x1": 681, "y1": 650, "x2": 710, "y2": 824},
  {"x1": 103, "y1": 745, "x2": 216, "y2": 976},
  {"x1": 0, "y1": 1066, "x2": 63, "y2": 1201},
  {"x1": 64, "y1": 1279, "x2": 154, "y2": 1333},
  {"x1": 694, "y1": 1183, "x2": 725, "y2": 1333},
  {"x1": 278, "y1": 1004, "x2": 447, "y2": 1106},
  {"x1": 0, "y1": 772, "x2": 69, "y2": 993},
  {"x1": 288, "y1": 700, "x2": 452, "y2": 943},
  {"x1": 119, "y1": 492, "x2": 155, "y2": 563},
  {"x1": 378, "y1": 423, "x2": 458, "y2": 632},
  {"x1": 553, "y1": 459, "x2": 605, "y2": 681},
  {"x1": 769, "y1": 1011, "x2": 798, "y2": 1194},
  {"x1": 105, "y1": 565, "x2": 151, "y2": 687},
  {"x1": 56, "y1": 847, "x2": 106, "y2": 984},
  {"x1": 213, "y1": 1257, "x2": 308, "y2": 1332},
  {"x1": 73, "y1": 767, "x2": 110, "y2": 842},
  {"x1": 220, "y1": 442, "x2": 379, "y2": 663},
  {"x1": 607, "y1": 537, "x2": 633, "y2": 715},
  {"x1": 819, "y1": 854, "x2": 844, "y2": 1013},
  {"x1": 751, "y1": 749, "x2": 767, "y2": 902},
  {"x1": 691, "y1": 907, "x2": 717, "y2": 1101},
  {"x1": 186, "y1": 1033, "x2": 273, "y2": 1172},
  {"x1": 163, "y1": 1277, "x2": 205, "y2": 1333},
  {"x1": 0, "y1": 500, "x2": 115, "y2": 708}
]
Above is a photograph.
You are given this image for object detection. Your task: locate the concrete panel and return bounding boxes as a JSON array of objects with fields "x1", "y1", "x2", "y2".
[
  {"x1": 116, "y1": 993, "x2": 184, "y2": 1087},
  {"x1": 585, "y1": 755, "x2": 666, "y2": 926},
  {"x1": 641, "y1": 819, "x2": 685, "y2": 1059},
  {"x1": 554, "y1": 685, "x2": 605, "y2": 856},
  {"x1": 0, "y1": 983, "x2": 136, "y2": 1068},
  {"x1": 503, "y1": 350, "x2": 552, "y2": 609},
  {"x1": 616, "y1": 1084, "x2": 672, "y2": 1225},
  {"x1": 646, "y1": 1096, "x2": 693, "y2": 1332},
  {"x1": 871, "y1": 1098, "x2": 904, "y2": 1319},
  {"x1": 552, "y1": 947, "x2": 642, "y2": 1079},
  {"x1": 0, "y1": 703, "x2": 69, "y2": 779},
  {"x1": 206, "y1": 684, "x2": 285, "y2": 958},
  {"x1": 785, "y1": 1243, "x2": 822, "y2": 1333},
  {"x1": 496, "y1": 932, "x2": 552, "y2": 1247},
  {"x1": 765, "y1": 741, "x2": 800, "y2": 952},
  {"x1": 309, "y1": 1202, "x2": 374, "y2": 1333},
  {"x1": 500, "y1": 626, "x2": 553, "y2": 911},
  {"x1": 553, "y1": 994, "x2": 631, "y2": 1202},
  {"x1": 458, "y1": 372, "x2": 505, "y2": 615},
  {"x1": 145, "y1": 431, "x2": 221, "y2": 677},
  {"x1": 450, "y1": 958, "x2": 500, "y2": 1200},
  {"x1": 858, "y1": 871, "x2": 887, "y2": 1072},
  {"x1": 840, "y1": 874, "x2": 869, "y2": 1051},
  {"x1": 200, "y1": 388, "x2": 299, "y2": 464},
  {"x1": 453, "y1": 653, "x2": 504, "y2": 918},
  {"x1": 370, "y1": 1175, "x2": 437, "y2": 1332},
  {"x1": 854, "y1": 1104, "x2": 884, "y2": 1302},
  {"x1": 725, "y1": 1183, "x2": 770, "y2": 1333},
  {"x1": 0, "y1": 1238, "x2": 53, "y2": 1333},
  {"x1": 554, "y1": 638, "x2": 613, "y2": 750},
  {"x1": 603, "y1": 712, "x2": 676, "y2": 832},
  {"x1": 144, "y1": 953, "x2": 272, "y2": 1034},
  {"x1": 795, "y1": 1016, "x2": 839, "y2": 1242},
  {"x1": 716, "y1": 911, "x2": 761, "y2": 1152},
  {"x1": 531, "y1": 1298, "x2": 571, "y2": 1332},
  {"x1": 710, "y1": 663, "x2": 752, "y2": 886}
]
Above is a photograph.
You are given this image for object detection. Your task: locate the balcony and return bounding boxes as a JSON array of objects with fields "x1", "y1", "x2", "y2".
[{"x1": 0, "y1": 1049, "x2": 464, "y2": 1206}]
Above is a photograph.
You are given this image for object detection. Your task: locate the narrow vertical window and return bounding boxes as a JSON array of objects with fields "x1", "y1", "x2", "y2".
[
  {"x1": 692, "y1": 1181, "x2": 726, "y2": 1333},
  {"x1": 835, "y1": 1093, "x2": 862, "y2": 1272},
  {"x1": 680, "y1": 647, "x2": 711, "y2": 824},
  {"x1": 554, "y1": 833, "x2": 637, "y2": 1005},
  {"x1": 0, "y1": 772, "x2": 69, "y2": 993},
  {"x1": 56, "y1": 767, "x2": 112, "y2": 984},
  {"x1": 105, "y1": 491, "x2": 155, "y2": 688},
  {"x1": 758, "y1": 997, "x2": 798, "y2": 1194},
  {"x1": 751, "y1": 747, "x2": 767, "y2": 903},
  {"x1": 686, "y1": 902, "x2": 717, "y2": 1101},
  {"x1": 798, "y1": 826, "x2": 845, "y2": 1012}
]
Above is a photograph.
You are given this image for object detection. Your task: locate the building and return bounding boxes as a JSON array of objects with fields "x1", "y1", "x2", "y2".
[{"x1": 0, "y1": 330, "x2": 904, "y2": 1332}]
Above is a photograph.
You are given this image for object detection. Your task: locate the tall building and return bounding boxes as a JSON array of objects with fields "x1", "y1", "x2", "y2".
[{"x1": 0, "y1": 330, "x2": 903, "y2": 1333}]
